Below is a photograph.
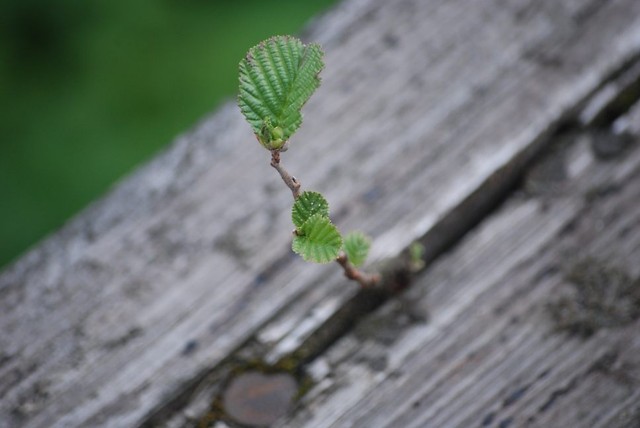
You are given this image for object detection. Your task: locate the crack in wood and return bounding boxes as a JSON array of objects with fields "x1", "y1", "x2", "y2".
[
  {"x1": 140, "y1": 46, "x2": 640, "y2": 428},
  {"x1": 5, "y1": 1, "x2": 640, "y2": 426}
]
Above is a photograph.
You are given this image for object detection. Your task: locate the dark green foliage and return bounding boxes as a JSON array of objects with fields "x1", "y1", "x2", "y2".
[{"x1": 0, "y1": 0, "x2": 338, "y2": 268}]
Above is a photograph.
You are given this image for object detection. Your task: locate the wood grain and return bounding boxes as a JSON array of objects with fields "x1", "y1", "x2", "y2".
[
  {"x1": 1, "y1": 0, "x2": 640, "y2": 426},
  {"x1": 282, "y1": 126, "x2": 640, "y2": 428}
]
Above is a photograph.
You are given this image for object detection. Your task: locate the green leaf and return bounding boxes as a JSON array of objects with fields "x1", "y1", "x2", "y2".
[
  {"x1": 343, "y1": 231, "x2": 371, "y2": 267},
  {"x1": 292, "y1": 191, "x2": 330, "y2": 228},
  {"x1": 238, "y1": 35, "x2": 324, "y2": 149},
  {"x1": 292, "y1": 214, "x2": 342, "y2": 264},
  {"x1": 409, "y1": 241, "x2": 425, "y2": 271}
]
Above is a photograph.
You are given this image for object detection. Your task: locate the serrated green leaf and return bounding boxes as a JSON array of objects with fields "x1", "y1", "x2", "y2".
[
  {"x1": 238, "y1": 35, "x2": 324, "y2": 149},
  {"x1": 292, "y1": 214, "x2": 342, "y2": 264},
  {"x1": 292, "y1": 191, "x2": 330, "y2": 228},
  {"x1": 343, "y1": 231, "x2": 371, "y2": 267}
]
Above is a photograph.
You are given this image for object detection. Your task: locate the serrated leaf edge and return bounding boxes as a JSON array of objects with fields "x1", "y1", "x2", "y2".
[
  {"x1": 343, "y1": 231, "x2": 371, "y2": 267},
  {"x1": 238, "y1": 35, "x2": 324, "y2": 148},
  {"x1": 292, "y1": 191, "x2": 330, "y2": 228},
  {"x1": 292, "y1": 214, "x2": 342, "y2": 264}
]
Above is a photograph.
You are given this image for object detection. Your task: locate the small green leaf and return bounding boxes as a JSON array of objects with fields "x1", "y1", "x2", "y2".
[
  {"x1": 238, "y1": 35, "x2": 324, "y2": 150},
  {"x1": 292, "y1": 214, "x2": 342, "y2": 264},
  {"x1": 343, "y1": 231, "x2": 371, "y2": 267},
  {"x1": 292, "y1": 191, "x2": 330, "y2": 228},
  {"x1": 409, "y1": 242, "x2": 425, "y2": 271}
]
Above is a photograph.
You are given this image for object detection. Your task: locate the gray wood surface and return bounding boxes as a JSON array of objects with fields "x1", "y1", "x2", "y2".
[
  {"x1": 281, "y1": 123, "x2": 640, "y2": 428},
  {"x1": 1, "y1": 0, "x2": 640, "y2": 427}
]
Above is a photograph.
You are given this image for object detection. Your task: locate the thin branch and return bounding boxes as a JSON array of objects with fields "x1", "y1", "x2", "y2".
[
  {"x1": 269, "y1": 149, "x2": 380, "y2": 289},
  {"x1": 270, "y1": 150, "x2": 301, "y2": 199},
  {"x1": 336, "y1": 252, "x2": 381, "y2": 289}
]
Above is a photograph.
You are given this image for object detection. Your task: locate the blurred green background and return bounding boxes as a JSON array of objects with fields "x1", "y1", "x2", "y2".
[{"x1": 0, "y1": 0, "x2": 338, "y2": 268}]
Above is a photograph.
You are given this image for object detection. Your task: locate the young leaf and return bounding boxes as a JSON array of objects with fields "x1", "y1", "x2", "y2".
[
  {"x1": 238, "y1": 35, "x2": 324, "y2": 149},
  {"x1": 292, "y1": 214, "x2": 342, "y2": 264},
  {"x1": 292, "y1": 191, "x2": 330, "y2": 228},
  {"x1": 343, "y1": 231, "x2": 371, "y2": 267},
  {"x1": 409, "y1": 241, "x2": 425, "y2": 271}
]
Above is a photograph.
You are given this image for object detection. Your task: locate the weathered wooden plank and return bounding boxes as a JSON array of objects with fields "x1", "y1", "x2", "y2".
[
  {"x1": 280, "y1": 124, "x2": 640, "y2": 426},
  {"x1": 1, "y1": 0, "x2": 640, "y2": 426}
]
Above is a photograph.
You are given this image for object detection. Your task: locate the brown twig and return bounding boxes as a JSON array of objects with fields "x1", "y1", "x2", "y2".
[
  {"x1": 270, "y1": 150, "x2": 301, "y2": 200},
  {"x1": 336, "y1": 252, "x2": 381, "y2": 289},
  {"x1": 269, "y1": 149, "x2": 380, "y2": 288}
]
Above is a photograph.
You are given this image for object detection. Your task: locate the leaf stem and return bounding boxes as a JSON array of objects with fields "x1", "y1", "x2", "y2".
[
  {"x1": 269, "y1": 149, "x2": 380, "y2": 288},
  {"x1": 271, "y1": 150, "x2": 301, "y2": 200},
  {"x1": 336, "y1": 252, "x2": 381, "y2": 289}
]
